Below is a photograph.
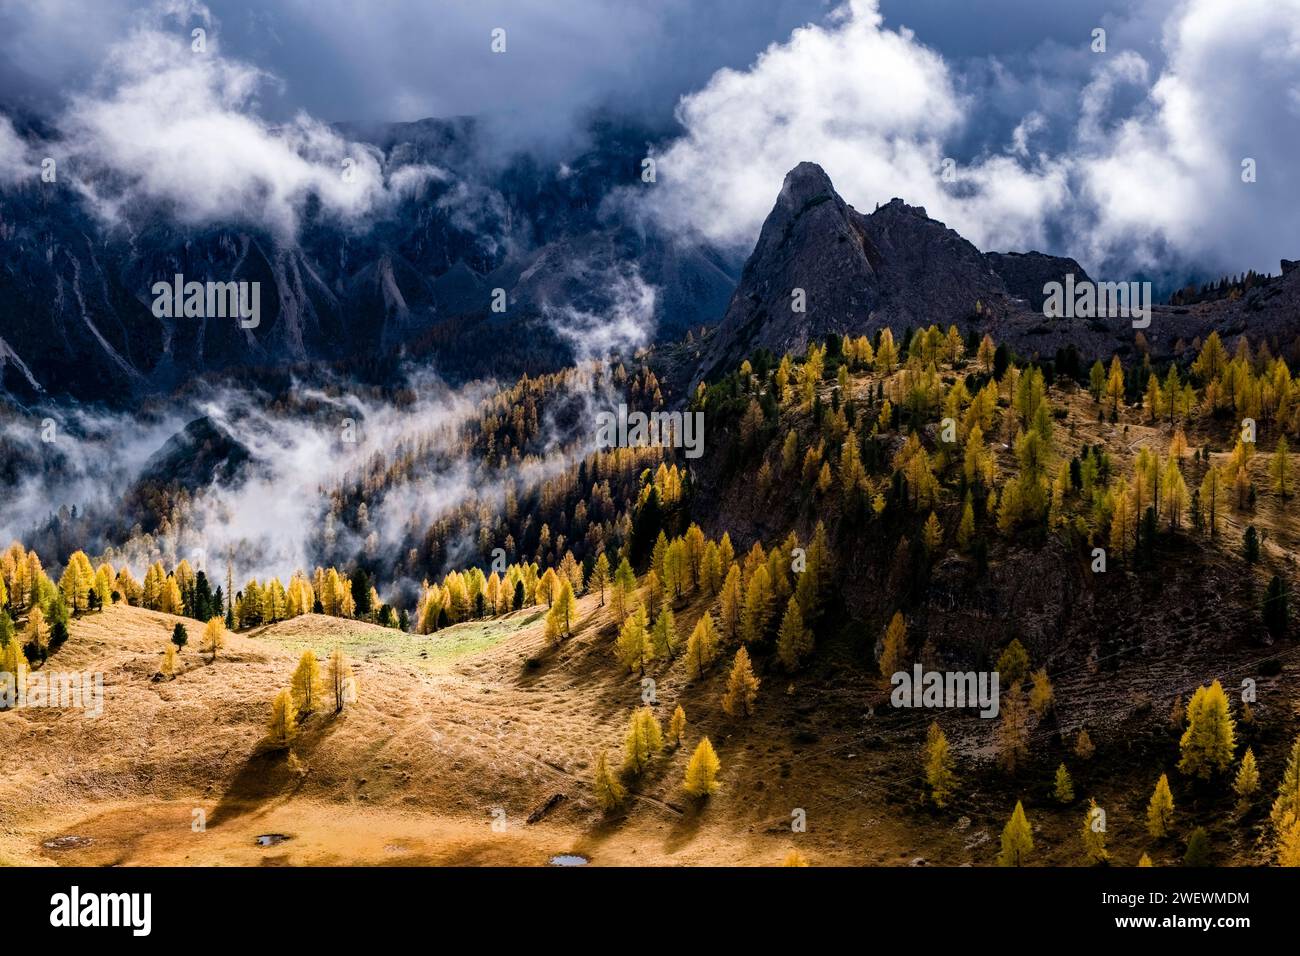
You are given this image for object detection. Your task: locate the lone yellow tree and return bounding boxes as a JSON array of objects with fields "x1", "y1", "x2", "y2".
[
  {"x1": 623, "y1": 706, "x2": 663, "y2": 775},
  {"x1": 685, "y1": 611, "x2": 720, "y2": 680},
  {"x1": 879, "y1": 611, "x2": 907, "y2": 681},
  {"x1": 327, "y1": 647, "x2": 355, "y2": 713},
  {"x1": 776, "y1": 596, "x2": 813, "y2": 671},
  {"x1": 1178, "y1": 681, "x2": 1236, "y2": 779},
  {"x1": 159, "y1": 644, "x2": 177, "y2": 680},
  {"x1": 590, "y1": 553, "x2": 610, "y2": 607},
  {"x1": 1028, "y1": 668, "x2": 1054, "y2": 718},
  {"x1": 1147, "y1": 773, "x2": 1175, "y2": 838},
  {"x1": 267, "y1": 689, "x2": 297, "y2": 748},
  {"x1": 1234, "y1": 747, "x2": 1259, "y2": 811},
  {"x1": 1272, "y1": 436, "x2": 1290, "y2": 498},
  {"x1": 683, "y1": 736, "x2": 721, "y2": 798},
  {"x1": 545, "y1": 580, "x2": 576, "y2": 646},
  {"x1": 593, "y1": 750, "x2": 626, "y2": 811},
  {"x1": 615, "y1": 605, "x2": 652, "y2": 674},
  {"x1": 1054, "y1": 763, "x2": 1074, "y2": 803},
  {"x1": 291, "y1": 650, "x2": 322, "y2": 715},
  {"x1": 996, "y1": 801, "x2": 1033, "y2": 866},
  {"x1": 995, "y1": 638, "x2": 1030, "y2": 685},
  {"x1": 201, "y1": 616, "x2": 226, "y2": 663},
  {"x1": 1075, "y1": 728, "x2": 1096, "y2": 761},
  {"x1": 668, "y1": 704, "x2": 687, "y2": 745},
  {"x1": 722, "y1": 646, "x2": 760, "y2": 717},
  {"x1": 1081, "y1": 798, "x2": 1109, "y2": 864},
  {"x1": 923, "y1": 721, "x2": 955, "y2": 807}
]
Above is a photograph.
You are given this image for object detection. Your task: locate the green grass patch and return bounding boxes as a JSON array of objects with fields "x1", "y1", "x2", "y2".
[{"x1": 258, "y1": 610, "x2": 544, "y2": 671}]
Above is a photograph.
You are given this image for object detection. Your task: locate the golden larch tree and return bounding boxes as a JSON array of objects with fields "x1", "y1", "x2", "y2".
[
  {"x1": 593, "y1": 750, "x2": 626, "y2": 811},
  {"x1": 923, "y1": 721, "x2": 956, "y2": 807},
  {"x1": 1054, "y1": 763, "x2": 1074, "y2": 803},
  {"x1": 615, "y1": 605, "x2": 652, "y2": 675},
  {"x1": 997, "y1": 683, "x2": 1029, "y2": 773},
  {"x1": 267, "y1": 689, "x2": 297, "y2": 747},
  {"x1": 776, "y1": 596, "x2": 813, "y2": 671},
  {"x1": 685, "y1": 611, "x2": 720, "y2": 680},
  {"x1": 1028, "y1": 668, "x2": 1054, "y2": 718},
  {"x1": 201, "y1": 616, "x2": 226, "y2": 663},
  {"x1": 327, "y1": 647, "x2": 355, "y2": 712},
  {"x1": 1081, "y1": 798, "x2": 1109, "y2": 864},
  {"x1": 879, "y1": 611, "x2": 907, "y2": 681},
  {"x1": 1075, "y1": 728, "x2": 1095, "y2": 761},
  {"x1": 1269, "y1": 733, "x2": 1300, "y2": 843},
  {"x1": 996, "y1": 801, "x2": 1033, "y2": 866},
  {"x1": 160, "y1": 644, "x2": 177, "y2": 680},
  {"x1": 722, "y1": 646, "x2": 760, "y2": 717},
  {"x1": 1178, "y1": 680, "x2": 1236, "y2": 779},
  {"x1": 668, "y1": 704, "x2": 686, "y2": 745},
  {"x1": 622, "y1": 706, "x2": 663, "y2": 775},
  {"x1": 291, "y1": 650, "x2": 322, "y2": 715},
  {"x1": 683, "y1": 736, "x2": 721, "y2": 798},
  {"x1": 1234, "y1": 747, "x2": 1259, "y2": 810},
  {"x1": 1146, "y1": 773, "x2": 1175, "y2": 838}
]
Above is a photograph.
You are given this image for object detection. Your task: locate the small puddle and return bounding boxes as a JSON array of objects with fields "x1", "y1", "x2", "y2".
[
  {"x1": 548, "y1": 854, "x2": 588, "y2": 867},
  {"x1": 255, "y1": 834, "x2": 291, "y2": 847},
  {"x1": 43, "y1": 835, "x2": 94, "y2": 851}
]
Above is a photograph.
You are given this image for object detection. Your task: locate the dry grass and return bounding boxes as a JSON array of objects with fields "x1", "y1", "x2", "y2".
[{"x1": 5, "y1": 379, "x2": 1300, "y2": 868}]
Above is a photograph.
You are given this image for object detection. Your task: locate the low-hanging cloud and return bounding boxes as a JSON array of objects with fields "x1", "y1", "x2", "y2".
[
  {"x1": 544, "y1": 262, "x2": 658, "y2": 364},
  {"x1": 0, "y1": 367, "x2": 486, "y2": 586},
  {"x1": 10, "y1": 1, "x2": 444, "y2": 239}
]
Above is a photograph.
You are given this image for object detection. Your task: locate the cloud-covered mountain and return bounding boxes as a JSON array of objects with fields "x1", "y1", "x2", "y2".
[{"x1": 0, "y1": 114, "x2": 735, "y2": 404}]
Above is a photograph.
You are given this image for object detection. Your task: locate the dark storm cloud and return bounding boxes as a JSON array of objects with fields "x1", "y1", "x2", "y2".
[
  {"x1": 0, "y1": 0, "x2": 833, "y2": 151},
  {"x1": 1, "y1": 0, "x2": 1297, "y2": 284}
]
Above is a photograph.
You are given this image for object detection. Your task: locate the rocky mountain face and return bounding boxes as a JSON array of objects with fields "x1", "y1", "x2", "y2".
[
  {"x1": 695, "y1": 162, "x2": 1300, "y2": 384},
  {"x1": 8, "y1": 128, "x2": 1300, "y2": 409},
  {"x1": 0, "y1": 117, "x2": 736, "y2": 405}
]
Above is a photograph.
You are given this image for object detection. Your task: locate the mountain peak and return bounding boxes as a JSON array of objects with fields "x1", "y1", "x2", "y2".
[
  {"x1": 778, "y1": 162, "x2": 838, "y2": 206},
  {"x1": 694, "y1": 163, "x2": 1012, "y2": 383}
]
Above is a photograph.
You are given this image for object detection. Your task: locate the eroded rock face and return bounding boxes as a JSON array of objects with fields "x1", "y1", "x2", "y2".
[
  {"x1": 0, "y1": 116, "x2": 737, "y2": 405},
  {"x1": 695, "y1": 161, "x2": 1300, "y2": 386},
  {"x1": 985, "y1": 251, "x2": 1091, "y2": 312},
  {"x1": 695, "y1": 162, "x2": 1016, "y2": 383}
]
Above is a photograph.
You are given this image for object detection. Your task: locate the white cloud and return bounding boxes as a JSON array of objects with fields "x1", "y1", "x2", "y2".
[
  {"x1": 0, "y1": 116, "x2": 37, "y2": 184},
  {"x1": 544, "y1": 263, "x2": 657, "y2": 363},
  {"x1": 1073, "y1": 0, "x2": 1300, "y2": 276},
  {"x1": 644, "y1": 0, "x2": 1300, "y2": 279},
  {"x1": 643, "y1": 0, "x2": 1068, "y2": 255},
  {"x1": 54, "y1": 2, "x2": 443, "y2": 238}
]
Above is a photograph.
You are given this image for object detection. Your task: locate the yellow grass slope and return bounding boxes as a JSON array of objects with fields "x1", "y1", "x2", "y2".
[{"x1": 1, "y1": 599, "x2": 860, "y2": 866}]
